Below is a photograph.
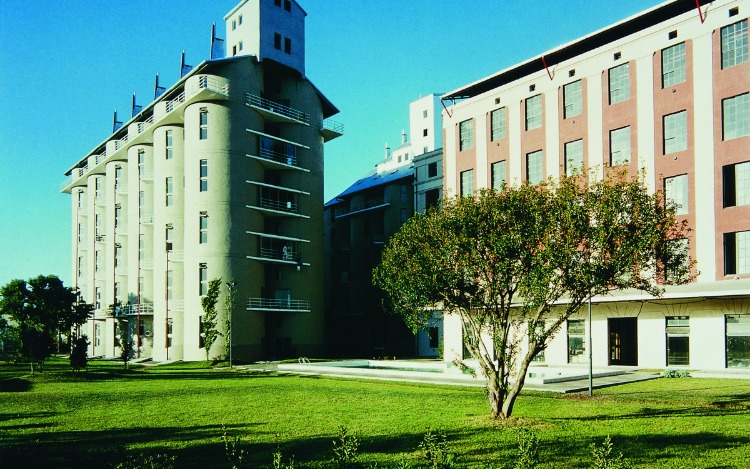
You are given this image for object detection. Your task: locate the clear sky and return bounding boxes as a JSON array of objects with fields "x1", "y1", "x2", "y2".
[{"x1": 0, "y1": 0, "x2": 658, "y2": 288}]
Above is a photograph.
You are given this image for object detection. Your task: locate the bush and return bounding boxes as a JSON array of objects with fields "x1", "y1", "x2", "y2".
[
  {"x1": 514, "y1": 427, "x2": 540, "y2": 469},
  {"x1": 69, "y1": 335, "x2": 89, "y2": 372},
  {"x1": 332, "y1": 425, "x2": 360, "y2": 468},
  {"x1": 662, "y1": 369, "x2": 690, "y2": 378},
  {"x1": 590, "y1": 436, "x2": 631, "y2": 469},
  {"x1": 419, "y1": 428, "x2": 456, "y2": 469}
]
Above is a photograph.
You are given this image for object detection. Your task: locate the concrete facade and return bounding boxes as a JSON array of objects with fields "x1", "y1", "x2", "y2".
[
  {"x1": 62, "y1": 0, "x2": 341, "y2": 362},
  {"x1": 441, "y1": 0, "x2": 750, "y2": 371}
]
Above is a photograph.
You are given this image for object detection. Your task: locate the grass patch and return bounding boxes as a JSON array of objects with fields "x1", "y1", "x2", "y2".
[{"x1": 0, "y1": 357, "x2": 748, "y2": 467}]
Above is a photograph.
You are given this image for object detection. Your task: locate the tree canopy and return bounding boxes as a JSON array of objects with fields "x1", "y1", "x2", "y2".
[
  {"x1": 0, "y1": 275, "x2": 92, "y2": 372},
  {"x1": 373, "y1": 174, "x2": 692, "y2": 419}
]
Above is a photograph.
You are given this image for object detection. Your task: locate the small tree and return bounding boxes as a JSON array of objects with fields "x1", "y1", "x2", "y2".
[
  {"x1": 201, "y1": 277, "x2": 223, "y2": 361},
  {"x1": 374, "y1": 173, "x2": 692, "y2": 419},
  {"x1": 69, "y1": 335, "x2": 89, "y2": 372},
  {"x1": 120, "y1": 337, "x2": 134, "y2": 369},
  {"x1": 223, "y1": 280, "x2": 238, "y2": 363}
]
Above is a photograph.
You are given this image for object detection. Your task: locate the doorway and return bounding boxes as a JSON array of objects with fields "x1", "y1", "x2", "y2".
[{"x1": 608, "y1": 318, "x2": 638, "y2": 366}]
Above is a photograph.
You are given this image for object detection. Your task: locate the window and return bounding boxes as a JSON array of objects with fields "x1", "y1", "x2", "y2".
[
  {"x1": 722, "y1": 93, "x2": 750, "y2": 141},
  {"x1": 200, "y1": 214, "x2": 208, "y2": 244},
  {"x1": 284, "y1": 0, "x2": 291, "y2": 11},
  {"x1": 77, "y1": 256, "x2": 83, "y2": 278},
  {"x1": 400, "y1": 208, "x2": 408, "y2": 224},
  {"x1": 428, "y1": 162, "x2": 438, "y2": 178},
  {"x1": 609, "y1": 126, "x2": 631, "y2": 166},
  {"x1": 567, "y1": 319, "x2": 586, "y2": 364},
  {"x1": 525, "y1": 95, "x2": 542, "y2": 130},
  {"x1": 400, "y1": 184, "x2": 408, "y2": 202},
  {"x1": 459, "y1": 119, "x2": 473, "y2": 151},
  {"x1": 114, "y1": 166, "x2": 122, "y2": 189},
  {"x1": 563, "y1": 80, "x2": 583, "y2": 118},
  {"x1": 199, "y1": 109, "x2": 208, "y2": 140},
  {"x1": 166, "y1": 270, "x2": 173, "y2": 300},
  {"x1": 166, "y1": 226, "x2": 173, "y2": 250},
  {"x1": 239, "y1": 15, "x2": 243, "y2": 25},
  {"x1": 423, "y1": 109, "x2": 428, "y2": 118},
  {"x1": 724, "y1": 231, "x2": 750, "y2": 275},
  {"x1": 139, "y1": 234, "x2": 144, "y2": 261},
  {"x1": 721, "y1": 20, "x2": 748, "y2": 69},
  {"x1": 200, "y1": 159, "x2": 208, "y2": 192},
  {"x1": 232, "y1": 20, "x2": 236, "y2": 31},
  {"x1": 95, "y1": 250, "x2": 101, "y2": 273},
  {"x1": 664, "y1": 174, "x2": 689, "y2": 215},
  {"x1": 663, "y1": 111, "x2": 688, "y2": 154},
  {"x1": 95, "y1": 287, "x2": 101, "y2": 310},
  {"x1": 490, "y1": 107, "x2": 506, "y2": 140},
  {"x1": 95, "y1": 214, "x2": 102, "y2": 236},
  {"x1": 166, "y1": 318, "x2": 173, "y2": 348},
  {"x1": 95, "y1": 177, "x2": 102, "y2": 201},
  {"x1": 165, "y1": 177, "x2": 173, "y2": 206},
  {"x1": 198, "y1": 316, "x2": 205, "y2": 348},
  {"x1": 460, "y1": 169, "x2": 474, "y2": 197},
  {"x1": 723, "y1": 161, "x2": 750, "y2": 207},
  {"x1": 239, "y1": 41, "x2": 244, "y2": 51},
  {"x1": 115, "y1": 245, "x2": 122, "y2": 268},
  {"x1": 138, "y1": 191, "x2": 144, "y2": 217},
  {"x1": 662, "y1": 42, "x2": 687, "y2": 87},
  {"x1": 165, "y1": 130, "x2": 173, "y2": 159},
  {"x1": 138, "y1": 150, "x2": 145, "y2": 177},
  {"x1": 425, "y1": 188, "x2": 440, "y2": 209},
  {"x1": 428, "y1": 327, "x2": 440, "y2": 349},
  {"x1": 284, "y1": 37, "x2": 292, "y2": 54},
  {"x1": 666, "y1": 316, "x2": 690, "y2": 366},
  {"x1": 199, "y1": 264, "x2": 208, "y2": 296},
  {"x1": 274, "y1": 0, "x2": 281, "y2": 6},
  {"x1": 423, "y1": 128, "x2": 428, "y2": 137},
  {"x1": 491, "y1": 160, "x2": 506, "y2": 190},
  {"x1": 608, "y1": 63, "x2": 630, "y2": 104},
  {"x1": 564, "y1": 139, "x2": 584, "y2": 176},
  {"x1": 726, "y1": 314, "x2": 750, "y2": 368},
  {"x1": 526, "y1": 150, "x2": 544, "y2": 184},
  {"x1": 77, "y1": 190, "x2": 84, "y2": 209},
  {"x1": 274, "y1": 33, "x2": 282, "y2": 50},
  {"x1": 77, "y1": 223, "x2": 83, "y2": 243}
]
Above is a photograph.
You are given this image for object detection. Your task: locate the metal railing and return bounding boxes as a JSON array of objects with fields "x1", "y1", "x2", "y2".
[
  {"x1": 246, "y1": 93, "x2": 310, "y2": 125},
  {"x1": 259, "y1": 197, "x2": 298, "y2": 213},
  {"x1": 322, "y1": 119, "x2": 344, "y2": 134},
  {"x1": 335, "y1": 197, "x2": 391, "y2": 217},
  {"x1": 195, "y1": 75, "x2": 229, "y2": 97},
  {"x1": 258, "y1": 247, "x2": 298, "y2": 262},
  {"x1": 246, "y1": 298, "x2": 310, "y2": 312},
  {"x1": 258, "y1": 147, "x2": 298, "y2": 167}
]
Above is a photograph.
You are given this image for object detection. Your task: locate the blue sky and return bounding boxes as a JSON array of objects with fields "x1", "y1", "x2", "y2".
[{"x1": 0, "y1": 0, "x2": 658, "y2": 287}]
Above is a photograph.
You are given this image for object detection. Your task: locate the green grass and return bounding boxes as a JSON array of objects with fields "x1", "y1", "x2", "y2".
[{"x1": 1, "y1": 358, "x2": 748, "y2": 468}]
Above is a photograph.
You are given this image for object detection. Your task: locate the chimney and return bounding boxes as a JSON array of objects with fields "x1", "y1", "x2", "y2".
[
  {"x1": 401, "y1": 129, "x2": 407, "y2": 145},
  {"x1": 384, "y1": 142, "x2": 391, "y2": 159}
]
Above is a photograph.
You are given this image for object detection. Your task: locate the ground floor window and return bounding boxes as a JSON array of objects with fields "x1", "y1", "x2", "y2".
[
  {"x1": 726, "y1": 314, "x2": 750, "y2": 368},
  {"x1": 666, "y1": 316, "x2": 690, "y2": 366},
  {"x1": 568, "y1": 319, "x2": 586, "y2": 364}
]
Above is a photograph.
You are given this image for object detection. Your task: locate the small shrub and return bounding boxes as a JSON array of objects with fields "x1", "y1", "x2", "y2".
[
  {"x1": 69, "y1": 335, "x2": 89, "y2": 372},
  {"x1": 590, "y1": 436, "x2": 631, "y2": 469},
  {"x1": 514, "y1": 427, "x2": 540, "y2": 469},
  {"x1": 332, "y1": 425, "x2": 360, "y2": 468},
  {"x1": 114, "y1": 452, "x2": 176, "y2": 469},
  {"x1": 273, "y1": 450, "x2": 295, "y2": 469},
  {"x1": 222, "y1": 425, "x2": 247, "y2": 469},
  {"x1": 419, "y1": 428, "x2": 456, "y2": 469},
  {"x1": 662, "y1": 369, "x2": 690, "y2": 378}
]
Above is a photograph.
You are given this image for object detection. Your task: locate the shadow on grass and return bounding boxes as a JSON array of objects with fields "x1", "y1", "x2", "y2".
[{"x1": 0, "y1": 378, "x2": 32, "y2": 392}]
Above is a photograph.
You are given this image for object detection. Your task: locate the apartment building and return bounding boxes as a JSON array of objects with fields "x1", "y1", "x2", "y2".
[
  {"x1": 324, "y1": 95, "x2": 443, "y2": 357},
  {"x1": 61, "y1": 0, "x2": 342, "y2": 362},
  {"x1": 441, "y1": 0, "x2": 750, "y2": 370}
]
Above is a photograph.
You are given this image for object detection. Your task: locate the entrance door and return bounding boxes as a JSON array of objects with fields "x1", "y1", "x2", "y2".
[{"x1": 608, "y1": 318, "x2": 638, "y2": 366}]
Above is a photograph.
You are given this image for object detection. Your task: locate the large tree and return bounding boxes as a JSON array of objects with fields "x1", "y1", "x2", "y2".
[
  {"x1": 0, "y1": 275, "x2": 92, "y2": 373},
  {"x1": 373, "y1": 174, "x2": 692, "y2": 419}
]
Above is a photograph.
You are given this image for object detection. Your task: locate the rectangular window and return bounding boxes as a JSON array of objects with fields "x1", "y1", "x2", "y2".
[
  {"x1": 95, "y1": 250, "x2": 101, "y2": 273},
  {"x1": 567, "y1": 319, "x2": 586, "y2": 364},
  {"x1": 200, "y1": 214, "x2": 208, "y2": 244},
  {"x1": 663, "y1": 111, "x2": 688, "y2": 154},
  {"x1": 428, "y1": 162, "x2": 438, "y2": 178},
  {"x1": 165, "y1": 130, "x2": 173, "y2": 159},
  {"x1": 77, "y1": 256, "x2": 83, "y2": 278},
  {"x1": 165, "y1": 177, "x2": 173, "y2": 206},
  {"x1": 400, "y1": 184, "x2": 408, "y2": 202},
  {"x1": 199, "y1": 264, "x2": 208, "y2": 296},
  {"x1": 284, "y1": 0, "x2": 291, "y2": 11},
  {"x1": 425, "y1": 188, "x2": 440, "y2": 210},
  {"x1": 526, "y1": 150, "x2": 544, "y2": 184},
  {"x1": 459, "y1": 119, "x2": 473, "y2": 151},
  {"x1": 138, "y1": 150, "x2": 145, "y2": 177},
  {"x1": 114, "y1": 166, "x2": 122, "y2": 190},
  {"x1": 166, "y1": 318, "x2": 173, "y2": 348},
  {"x1": 166, "y1": 270, "x2": 173, "y2": 301},
  {"x1": 460, "y1": 169, "x2": 474, "y2": 197},
  {"x1": 115, "y1": 245, "x2": 122, "y2": 268},
  {"x1": 139, "y1": 234, "x2": 145, "y2": 261},
  {"x1": 198, "y1": 315, "x2": 205, "y2": 348},
  {"x1": 525, "y1": 95, "x2": 542, "y2": 130},
  {"x1": 491, "y1": 160, "x2": 506, "y2": 190},
  {"x1": 95, "y1": 177, "x2": 102, "y2": 201},
  {"x1": 423, "y1": 128, "x2": 428, "y2": 137},
  {"x1": 662, "y1": 42, "x2": 687, "y2": 87},
  {"x1": 284, "y1": 37, "x2": 292, "y2": 54},
  {"x1": 664, "y1": 238, "x2": 689, "y2": 282},
  {"x1": 724, "y1": 231, "x2": 750, "y2": 275},
  {"x1": 564, "y1": 139, "x2": 584, "y2": 176},
  {"x1": 490, "y1": 107, "x2": 506, "y2": 140},
  {"x1": 721, "y1": 20, "x2": 748, "y2": 69},
  {"x1": 608, "y1": 63, "x2": 630, "y2": 104},
  {"x1": 274, "y1": 33, "x2": 282, "y2": 50},
  {"x1": 609, "y1": 126, "x2": 631, "y2": 166},
  {"x1": 95, "y1": 213, "x2": 102, "y2": 236},
  {"x1": 199, "y1": 109, "x2": 208, "y2": 140},
  {"x1": 200, "y1": 159, "x2": 208, "y2": 192},
  {"x1": 400, "y1": 208, "x2": 408, "y2": 224},
  {"x1": 138, "y1": 191, "x2": 144, "y2": 217},
  {"x1": 722, "y1": 93, "x2": 750, "y2": 141},
  {"x1": 95, "y1": 287, "x2": 101, "y2": 310},
  {"x1": 666, "y1": 316, "x2": 690, "y2": 366},
  {"x1": 563, "y1": 80, "x2": 583, "y2": 118},
  {"x1": 726, "y1": 314, "x2": 750, "y2": 368},
  {"x1": 664, "y1": 174, "x2": 689, "y2": 215},
  {"x1": 723, "y1": 161, "x2": 750, "y2": 207}
]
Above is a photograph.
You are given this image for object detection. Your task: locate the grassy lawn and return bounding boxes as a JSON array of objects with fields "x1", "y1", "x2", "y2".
[{"x1": 1, "y1": 358, "x2": 748, "y2": 468}]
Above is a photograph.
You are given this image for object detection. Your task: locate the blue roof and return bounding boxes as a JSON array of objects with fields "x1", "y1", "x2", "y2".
[{"x1": 325, "y1": 164, "x2": 414, "y2": 206}]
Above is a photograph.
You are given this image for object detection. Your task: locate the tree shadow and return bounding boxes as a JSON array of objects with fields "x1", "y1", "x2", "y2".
[{"x1": 0, "y1": 378, "x2": 32, "y2": 392}]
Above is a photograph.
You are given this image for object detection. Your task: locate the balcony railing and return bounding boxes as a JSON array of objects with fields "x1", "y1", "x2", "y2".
[
  {"x1": 258, "y1": 247, "x2": 298, "y2": 262},
  {"x1": 246, "y1": 94, "x2": 310, "y2": 125},
  {"x1": 196, "y1": 75, "x2": 229, "y2": 96},
  {"x1": 258, "y1": 147, "x2": 299, "y2": 167},
  {"x1": 259, "y1": 197, "x2": 298, "y2": 213},
  {"x1": 114, "y1": 303, "x2": 154, "y2": 316},
  {"x1": 246, "y1": 298, "x2": 310, "y2": 312}
]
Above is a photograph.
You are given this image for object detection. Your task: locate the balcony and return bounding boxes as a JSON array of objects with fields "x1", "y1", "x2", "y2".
[
  {"x1": 246, "y1": 298, "x2": 311, "y2": 313},
  {"x1": 246, "y1": 94, "x2": 310, "y2": 125},
  {"x1": 321, "y1": 119, "x2": 344, "y2": 142},
  {"x1": 125, "y1": 303, "x2": 154, "y2": 316},
  {"x1": 247, "y1": 181, "x2": 310, "y2": 218},
  {"x1": 335, "y1": 197, "x2": 391, "y2": 218}
]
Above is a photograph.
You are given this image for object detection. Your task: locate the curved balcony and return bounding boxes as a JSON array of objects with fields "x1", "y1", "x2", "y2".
[
  {"x1": 321, "y1": 119, "x2": 344, "y2": 142},
  {"x1": 246, "y1": 94, "x2": 310, "y2": 125}
]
